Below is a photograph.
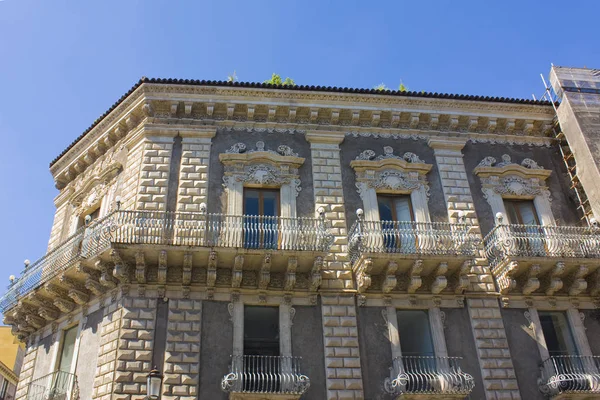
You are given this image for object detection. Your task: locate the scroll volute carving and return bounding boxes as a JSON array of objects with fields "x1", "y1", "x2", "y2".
[{"x1": 351, "y1": 147, "x2": 432, "y2": 196}]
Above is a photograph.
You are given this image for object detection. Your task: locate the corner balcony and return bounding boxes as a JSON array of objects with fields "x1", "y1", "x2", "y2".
[
  {"x1": 384, "y1": 356, "x2": 475, "y2": 399},
  {"x1": 221, "y1": 355, "x2": 310, "y2": 400},
  {"x1": 1, "y1": 210, "x2": 333, "y2": 335},
  {"x1": 538, "y1": 355, "x2": 600, "y2": 399},
  {"x1": 348, "y1": 217, "x2": 480, "y2": 294},
  {"x1": 483, "y1": 223, "x2": 600, "y2": 295},
  {"x1": 27, "y1": 371, "x2": 79, "y2": 400}
]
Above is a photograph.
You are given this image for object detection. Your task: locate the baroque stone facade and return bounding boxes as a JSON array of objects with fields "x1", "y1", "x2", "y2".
[{"x1": 3, "y1": 69, "x2": 600, "y2": 400}]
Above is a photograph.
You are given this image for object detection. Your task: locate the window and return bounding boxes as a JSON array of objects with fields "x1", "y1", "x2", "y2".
[
  {"x1": 0, "y1": 380, "x2": 8, "y2": 400},
  {"x1": 243, "y1": 189, "x2": 280, "y2": 249},
  {"x1": 397, "y1": 310, "x2": 434, "y2": 356},
  {"x1": 77, "y1": 206, "x2": 101, "y2": 229},
  {"x1": 57, "y1": 326, "x2": 78, "y2": 373},
  {"x1": 504, "y1": 200, "x2": 545, "y2": 254},
  {"x1": 539, "y1": 311, "x2": 578, "y2": 357},
  {"x1": 244, "y1": 306, "x2": 280, "y2": 356},
  {"x1": 504, "y1": 200, "x2": 540, "y2": 225},
  {"x1": 242, "y1": 306, "x2": 281, "y2": 392},
  {"x1": 378, "y1": 195, "x2": 416, "y2": 252}
]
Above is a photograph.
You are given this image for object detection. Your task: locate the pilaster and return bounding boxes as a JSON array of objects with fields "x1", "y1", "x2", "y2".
[
  {"x1": 467, "y1": 299, "x2": 520, "y2": 400},
  {"x1": 176, "y1": 128, "x2": 216, "y2": 212},
  {"x1": 136, "y1": 136, "x2": 173, "y2": 211},
  {"x1": 162, "y1": 299, "x2": 202, "y2": 400},
  {"x1": 13, "y1": 341, "x2": 38, "y2": 400},
  {"x1": 92, "y1": 300, "x2": 123, "y2": 400},
  {"x1": 321, "y1": 295, "x2": 363, "y2": 400}
]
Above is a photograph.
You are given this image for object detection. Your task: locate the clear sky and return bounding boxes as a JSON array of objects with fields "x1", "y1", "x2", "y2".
[{"x1": 0, "y1": 0, "x2": 599, "y2": 302}]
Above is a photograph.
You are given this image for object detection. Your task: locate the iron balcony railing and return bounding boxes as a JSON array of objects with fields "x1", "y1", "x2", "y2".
[
  {"x1": 348, "y1": 219, "x2": 480, "y2": 265},
  {"x1": 27, "y1": 371, "x2": 79, "y2": 400},
  {"x1": 483, "y1": 224, "x2": 600, "y2": 269},
  {"x1": 539, "y1": 355, "x2": 600, "y2": 397},
  {"x1": 384, "y1": 356, "x2": 475, "y2": 396},
  {"x1": 221, "y1": 355, "x2": 310, "y2": 395},
  {"x1": 0, "y1": 210, "x2": 333, "y2": 312}
]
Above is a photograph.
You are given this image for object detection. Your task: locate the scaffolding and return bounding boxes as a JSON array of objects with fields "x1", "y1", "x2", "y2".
[{"x1": 536, "y1": 72, "x2": 594, "y2": 226}]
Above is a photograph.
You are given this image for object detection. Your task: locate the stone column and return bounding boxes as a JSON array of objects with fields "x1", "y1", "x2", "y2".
[
  {"x1": 428, "y1": 138, "x2": 520, "y2": 399},
  {"x1": 306, "y1": 128, "x2": 363, "y2": 400},
  {"x1": 176, "y1": 128, "x2": 216, "y2": 212}
]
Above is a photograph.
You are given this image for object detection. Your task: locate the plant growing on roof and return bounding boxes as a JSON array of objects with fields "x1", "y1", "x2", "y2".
[{"x1": 264, "y1": 73, "x2": 296, "y2": 86}]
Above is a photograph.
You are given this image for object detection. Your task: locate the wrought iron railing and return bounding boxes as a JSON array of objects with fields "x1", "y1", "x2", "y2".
[
  {"x1": 221, "y1": 355, "x2": 310, "y2": 395},
  {"x1": 0, "y1": 210, "x2": 333, "y2": 312},
  {"x1": 27, "y1": 371, "x2": 79, "y2": 400},
  {"x1": 384, "y1": 356, "x2": 474, "y2": 396},
  {"x1": 483, "y1": 224, "x2": 600, "y2": 269},
  {"x1": 348, "y1": 219, "x2": 480, "y2": 265},
  {"x1": 539, "y1": 355, "x2": 600, "y2": 397}
]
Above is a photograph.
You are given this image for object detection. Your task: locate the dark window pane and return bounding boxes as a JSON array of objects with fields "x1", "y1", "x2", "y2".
[
  {"x1": 244, "y1": 306, "x2": 280, "y2": 356},
  {"x1": 539, "y1": 311, "x2": 578, "y2": 356},
  {"x1": 397, "y1": 310, "x2": 434, "y2": 356},
  {"x1": 244, "y1": 190, "x2": 260, "y2": 216},
  {"x1": 378, "y1": 197, "x2": 394, "y2": 221}
]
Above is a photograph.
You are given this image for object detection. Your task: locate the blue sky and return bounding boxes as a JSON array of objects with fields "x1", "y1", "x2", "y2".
[{"x1": 0, "y1": 0, "x2": 599, "y2": 300}]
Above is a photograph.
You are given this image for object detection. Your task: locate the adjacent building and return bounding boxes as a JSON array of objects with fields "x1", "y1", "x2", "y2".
[
  {"x1": 2, "y1": 66, "x2": 600, "y2": 400},
  {"x1": 0, "y1": 327, "x2": 25, "y2": 400}
]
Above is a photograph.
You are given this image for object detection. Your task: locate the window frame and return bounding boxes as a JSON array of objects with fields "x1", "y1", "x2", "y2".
[{"x1": 377, "y1": 195, "x2": 415, "y2": 222}]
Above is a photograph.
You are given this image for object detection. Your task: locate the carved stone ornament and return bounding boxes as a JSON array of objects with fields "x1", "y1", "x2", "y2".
[
  {"x1": 351, "y1": 147, "x2": 432, "y2": 199},
  {"x1": 474, "y1": 155, "x2": 552, "y2": 205},
  {"x1": 69, "y1": 146, "x2": 125, "y2": 215},
  {"x1": 220, "y1": 142, "x2": 305, "y2": 196}
]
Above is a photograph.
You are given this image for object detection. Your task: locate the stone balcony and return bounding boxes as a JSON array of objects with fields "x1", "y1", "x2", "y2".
[
  {"x1": 483, "y1": 223, "x2": 600, "y2": 296},
  {"x1": 1, "y1": 209, "x2": 333, "y2": 338},
  {"x1": 538, "y1": 355, "x2": 600, "y2": 399},
  {"x1": 384, "y1": 356, "x2": 475, "y2": 399},
  {"x1": 347, "y1": 218, "x2": 480, "y2": 295},
  {"x1": 221, "y1": 355, "x2": 310, "y2": 400}
]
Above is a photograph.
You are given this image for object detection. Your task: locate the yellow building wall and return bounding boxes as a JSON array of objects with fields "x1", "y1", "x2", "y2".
[{"x1": 0, "y1": 326, "x2": 23, "y2": 371}]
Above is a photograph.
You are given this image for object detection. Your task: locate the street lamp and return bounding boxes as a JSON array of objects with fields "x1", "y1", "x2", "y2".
[{"x1": 146, "y1": 367, "x2": 163, "y2": 400}]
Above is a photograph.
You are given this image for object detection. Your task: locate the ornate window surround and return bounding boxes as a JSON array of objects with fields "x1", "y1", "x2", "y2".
[
  {"x1": 350, "y1": 146, "x2": 433, "y2": 222},
  {"x1": 474, "y1": 154, "x2": 554, "y2": 226},
  {"x1": 220, "y1": 141, "x2": 305, "y2": 218}
]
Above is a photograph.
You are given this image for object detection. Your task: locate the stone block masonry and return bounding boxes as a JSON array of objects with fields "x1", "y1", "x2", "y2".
[
  {"x1": 177, "y1": 136, "x2": 213, "y2": 212},
  {"x1": 119, "y1": 140, "x2": 144, "y2": 211},
  {"x1": 137, "y1": 138, "x2": 173, "y2": 211},
  {"x1": 93, "y1": 302, "x2": 123, "y2": 400},
  {"x1": 321, "y1": 296, "x2": 363, "y2": 400},
  {"x1": 13, "y1": 343, "x2": 38, "y2": 400},
  {"x1": 307, "y1": 131, "x2": 364, "y2": 400},
  {"x1": 468, "y1": 299, "x2": 520, "y2": 400},
  {"x1": 161, "y1": 299, "x2": 202, "y2": 400},
  {"x1": 428, "y1": 138, "x2": 495, "y2": 294},
  {"x1": 112, "y1": 297, "x2": 157, "y2": 400}
]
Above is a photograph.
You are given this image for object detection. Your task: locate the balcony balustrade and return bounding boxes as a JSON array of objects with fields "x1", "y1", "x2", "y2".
[
  {"x1": 221, "y1": 355, "x2": 310, "y2": 399},
  {"x1": 347, "y1": 218, "x2": 480, "y2": 294},
  {"x1": 1, "y1": 210, "x2": 333, "y2": 313},
  {"x1": 27, "y1": 371, "x2": 79, "y2": 400},
  {"x1": 384, "y1": 356, "x2": 474, "y2": 399},
  {"x1": 483, "y1": 224, "x2": 600, "y2": 295},
  {"x1": 538, "y1": 355, "x2": 600, "y2": 399}
]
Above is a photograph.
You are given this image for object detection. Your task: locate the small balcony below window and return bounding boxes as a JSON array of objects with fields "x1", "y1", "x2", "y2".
[
  {"x1": 384, "y1": 356, "x2": 474, "y2": 399},
  {"x1": 347, "y1": 211, "x2": 480, "y2": 294},
  {"x1": 27, "y1": 371, "x2": 79, "y2": 400},
  {"x1": 221, "y1": 355, "x2": 310, "y2": 399},
  {"x1": 483, "y1": 220, "x2": 600, "y2": 295},
  {"x1": 538, "y1": 355, "x2": 600, "y2": 399}
]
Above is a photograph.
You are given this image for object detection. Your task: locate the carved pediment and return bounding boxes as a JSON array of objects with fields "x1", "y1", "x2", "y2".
[
  {"x1": 474, "y1": 154, "x2": 551, "y2": 200},
  {"x1": 351, "y1": 147, "x2": 432, "y2": 198},
  {"x1": 221, "y1": 142, "x2": 305, "y2": 195}
]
